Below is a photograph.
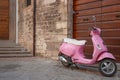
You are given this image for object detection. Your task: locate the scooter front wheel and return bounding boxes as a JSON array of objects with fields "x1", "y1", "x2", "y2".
[{"x1": 99, "y1": 59, "x2": 117, "y2": 77}]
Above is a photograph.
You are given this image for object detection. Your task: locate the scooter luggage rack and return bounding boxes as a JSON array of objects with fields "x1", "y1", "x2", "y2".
[{"x1": 63, "y1": 38, "x2": 87, "y2": 45}]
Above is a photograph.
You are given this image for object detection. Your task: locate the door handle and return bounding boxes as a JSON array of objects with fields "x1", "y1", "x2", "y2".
[
  {"x1": 116, "y1": 15, "x2": 120, "y2": 18},
  {"x1": 83, "y1": 18, "x2": 89, "y2": 21}
]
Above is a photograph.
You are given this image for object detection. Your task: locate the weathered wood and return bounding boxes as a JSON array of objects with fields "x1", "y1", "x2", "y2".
[
  {"x1": 73, "y1": 0, "x2": 120, "y2": 62},
  {"x1": 0, "y1": 0, "x2": 9, "y2": 40},
  {"x1": 74, "y1": 20, "x2": 120, "y2": 30},
  {"x1": 74, "y1": 30, "x2": 120, "y2": 37},
  {"x1": 74, "y1": 0, "x2": 96, "y2": 5},
  {"x1": 74, "y1": 5, "x2": 120, "y2": 16},
  {"x1": 102, "y1": 0, "x2": 120, "y2": 6},
  {"x1": 74, "y1": 12, "x2": 120, "y2": 23},
  {"x1": 74, "y1": 1, "x2": 101, "y2": 11}
]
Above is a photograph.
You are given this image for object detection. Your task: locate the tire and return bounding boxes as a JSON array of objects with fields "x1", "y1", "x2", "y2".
[
  {"x1": 99, "y1": 59, "x2": 117, "y2": 77},
  {"x1": 59, "y1": 54, "x2": 72, "y2": 67}
]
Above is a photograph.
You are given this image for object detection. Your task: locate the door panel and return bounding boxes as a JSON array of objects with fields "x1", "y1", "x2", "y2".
[
  {"x1": 74, "y1": 0, "x2": 96, "y2": 5},
  {"x1": 73, "y1": 0, "x2": 120, "y2": 62},
  {"x1": 0, "y1": 0, "x2": 9, "y2": 40},
  {"x1": 74, "y1": 1, "x2": 101, "y2": 11}
]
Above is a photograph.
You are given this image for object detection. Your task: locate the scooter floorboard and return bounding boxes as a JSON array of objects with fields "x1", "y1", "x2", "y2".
[{"x1": 76, "y1": 64, "x2": 98, "y2": 71}]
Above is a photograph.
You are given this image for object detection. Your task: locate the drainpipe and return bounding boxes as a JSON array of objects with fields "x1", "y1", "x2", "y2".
[{"x1": 33, "y1": 0, "x2": 36, "y2": 56}]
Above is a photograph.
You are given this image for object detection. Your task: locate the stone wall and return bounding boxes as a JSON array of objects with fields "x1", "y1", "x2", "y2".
[
  {"x1": 36, "y1": 0, "x2": 72, "y2": 59},
  {"x1": 18, "y1": 0, "x2": 34, "y2": 53},
  {"x1": 18, "y1": 0, "x2": 73, "y2": 59}
]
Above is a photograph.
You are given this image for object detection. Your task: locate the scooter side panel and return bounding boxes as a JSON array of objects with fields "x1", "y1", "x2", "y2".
[
  {"x1": 97, "y1": 52, "x2": 116, "y2": 61},
  {"x1": 59, "y1": 43, "x2": 78, "y2": 57}
]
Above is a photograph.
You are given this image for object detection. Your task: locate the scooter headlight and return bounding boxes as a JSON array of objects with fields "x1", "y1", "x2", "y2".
[{"x1": 97, "y1": 44, "x2": 102, "y2": 50}]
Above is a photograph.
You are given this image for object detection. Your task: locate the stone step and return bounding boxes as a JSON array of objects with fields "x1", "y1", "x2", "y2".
[
  {"x1": 0, "y1": 47, "x2": 27, "y2": 51},
  {"x1": 0, "y1": 41, "x2": 15, "y2": 44},
  {"x1": 0, "y1": 40, "x2": 32, "y2": 57},
  {"x1": 0, "y1": 51, "x2": 33, "y2": 57},
  {"x1": 0, "y1": 51, "x2": 30, "y2": 54},
  {"x1": 0, "y1": 53, "x2": 33, "y2": 57},
  {"x1": 0, "y1": 41, "x2": 21, "y2": 48},
  {"x1": 0, "y1": 45, "x2": 22, "y2": 48}
]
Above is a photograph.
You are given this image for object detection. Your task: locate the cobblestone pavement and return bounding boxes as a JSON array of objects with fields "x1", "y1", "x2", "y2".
[{"x1": 0, "y1": 57, "x2": 120, "y2": 80}]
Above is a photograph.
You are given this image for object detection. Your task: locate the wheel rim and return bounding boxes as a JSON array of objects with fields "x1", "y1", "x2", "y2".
[
  {"x1": 101, "y1": 60, "x2": 116, "y2": 75},
  {"x1": 59, "y1": 55, "x2": 70, "y2": 67},
  {"x1": 61, "y1": 61, "x2": 69, "y2": 66}
]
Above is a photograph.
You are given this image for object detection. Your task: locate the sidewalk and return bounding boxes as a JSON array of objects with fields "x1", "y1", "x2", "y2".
[
  {"x1": 0, "y1": 57, "x2": 119, "y2": 80},
  {"x1": 117, "y1": 63, "x2": 120, "y2": 71}
]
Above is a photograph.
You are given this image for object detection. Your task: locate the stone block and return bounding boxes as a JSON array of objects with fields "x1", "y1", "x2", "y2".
[
  {"x1": 43, "y1": 0, "x2": 56, "y2": 5},
  {"x1": 18, "y1": 0, "x2": 71, "y2": 60},
  {"x1": 56, "y1": 21, "x2": 67, "y2": 29}
]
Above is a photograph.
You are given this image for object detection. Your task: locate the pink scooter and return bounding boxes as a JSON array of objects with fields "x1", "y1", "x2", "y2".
[{"x1": 58, "y1": 27, "x2": 117, "y2": 77}]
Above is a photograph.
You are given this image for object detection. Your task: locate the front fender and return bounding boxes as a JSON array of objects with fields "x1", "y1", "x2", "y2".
[{"x1": 97, "y1": 52, "x2": 116, "y2": 61}]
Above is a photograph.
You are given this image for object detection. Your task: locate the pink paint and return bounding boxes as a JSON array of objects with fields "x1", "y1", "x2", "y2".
[{"x1": 59, "y1": 27, "x2": 116, "y2": 65}]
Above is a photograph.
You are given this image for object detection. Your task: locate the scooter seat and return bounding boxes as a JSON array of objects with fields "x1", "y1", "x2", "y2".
[{"x1": 63, "y1": 38, "x2": 87, "y2": 45}]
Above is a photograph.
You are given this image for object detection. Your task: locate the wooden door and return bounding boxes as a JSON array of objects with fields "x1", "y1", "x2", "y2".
[
  {"x1": 73, "y1": 0, "x2": 120, "y2": 62},
  {"x1": 101, "y1": 0, "x2": 120, "y2": 61},
  {"x1": 0, "y1": 0, "x2": 9, "y2": 40}
]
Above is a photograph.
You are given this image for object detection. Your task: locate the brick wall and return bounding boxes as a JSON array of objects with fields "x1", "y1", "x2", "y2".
[{"x1": 18, "y1": 0, "x2": 34, "y2": 53}]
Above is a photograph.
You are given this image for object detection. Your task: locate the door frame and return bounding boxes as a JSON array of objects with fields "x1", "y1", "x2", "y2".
[
  {"x1": 9, "y1": 0, "x2": 18, "y2": 43},
  {"x1": 67, "y1": 0, "x2": 73, "y2": 38}
]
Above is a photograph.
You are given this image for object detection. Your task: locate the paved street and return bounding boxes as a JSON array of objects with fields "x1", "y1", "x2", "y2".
[{"x1": 0, "y1": 57, "x2": 120, "y2": 80}]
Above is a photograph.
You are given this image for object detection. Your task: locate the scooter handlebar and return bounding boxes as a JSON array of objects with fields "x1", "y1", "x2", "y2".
[{"x1": 89, "y1": 27, "x2": 97, "y2": 31}]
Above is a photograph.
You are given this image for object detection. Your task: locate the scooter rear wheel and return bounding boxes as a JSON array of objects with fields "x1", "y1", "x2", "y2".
[
  {"x1": 99, "y1": 59, "x2": 117, "y2": 77},
  {"x1": 59, "y1": 54, "x2": 72, "y2": 67}
]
